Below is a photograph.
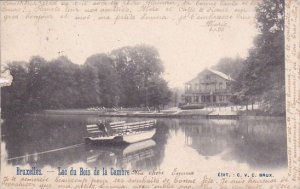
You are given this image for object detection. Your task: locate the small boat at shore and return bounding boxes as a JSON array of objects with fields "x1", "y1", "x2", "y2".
[{"x1": 84, "y1": 120, "x2": 157, "y2": 144}]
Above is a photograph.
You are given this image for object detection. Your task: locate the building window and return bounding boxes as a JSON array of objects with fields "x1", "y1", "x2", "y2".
[
  {"x1": 186, "y1": 84, "x2": 191, "y2": 92},
  {"x1": 206, "y1": 95, "x2": 211, "y2": 102},
  {"x1": 201, "y1": 96, "x2": 205, "y2": 102},
  {"x1": 226, "y1": 82, "x2": 230, "y2": 89},
  {"x1": 219, "y1": 82, "x2": 223, "y2": 90},
  {"x1": 219, "y1": 95, "x2": 225, "y2": 102},
  {"x1": 201, "y1": 95, "x2": 211, "y2": 103},
  {"x1": 194, "y1": 96, "x2": 199, "y2": 103},
  {"x1": 213, "y1": 95, "x2": 216, "y2": 102},
  {"x1": 181, "y1": 95, "x2": 185, "y2": 101},
  {"x1": 185, "y1": 96, "x2": 192, "y2": 103}
]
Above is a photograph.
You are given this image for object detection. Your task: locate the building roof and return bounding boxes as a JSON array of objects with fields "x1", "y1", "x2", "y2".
[
  {"x1": 207, "y1": 68, "x2": 234, "y2": 81},
  {"x1": 185, "y1": 68, "x2": 234, "y2": 84}
]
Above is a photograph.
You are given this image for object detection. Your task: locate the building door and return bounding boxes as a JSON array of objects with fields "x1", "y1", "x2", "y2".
[
  {"x1": 206, "y1": 95, "x2": 210, "y2": 102},
  {"x1": 201, "y1": 96, "x2": 205, "y2": 103}
]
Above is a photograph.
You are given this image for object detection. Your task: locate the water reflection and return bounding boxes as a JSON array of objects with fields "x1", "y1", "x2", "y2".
[
  {"x1": 1, "y1": 115, "x2": 287, "y2": 171},
  {"x1": 86, "y1": 140, "x2": 156, "y2": 169},
  {"x1": 180, "y1": 118, "x2": 287, "y2": 169}
]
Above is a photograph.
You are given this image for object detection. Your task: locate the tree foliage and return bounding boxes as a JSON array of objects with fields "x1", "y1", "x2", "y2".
[
  {"x1": 2, "y1": 45, "x2": 172, "y2": 117},
  {"x1": 211, "y1": 57, "x2": 244, "y2": 80},
  {"x1": 111, "y1": 45, "x2": 165, "y2": 107},
  {"x1": 232, "y1": 0, "x2": 285, "y2": 115}
]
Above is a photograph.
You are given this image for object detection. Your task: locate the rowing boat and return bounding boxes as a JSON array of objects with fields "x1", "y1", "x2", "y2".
[{"x1": 85, "y1": 120, "x2": 157, "y2": 144}]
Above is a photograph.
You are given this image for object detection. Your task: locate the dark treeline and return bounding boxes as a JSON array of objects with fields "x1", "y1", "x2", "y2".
[
  {"x1": 2, "y1": 45, "x2": 172, "y2": 117},
  {"x1": 213, "y1": 0, "x2": 285, "y2": 115}
]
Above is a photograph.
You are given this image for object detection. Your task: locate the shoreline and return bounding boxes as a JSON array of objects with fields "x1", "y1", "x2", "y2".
[{"x1": 42, "y1": 109, "x2": 285, "y2": 119}]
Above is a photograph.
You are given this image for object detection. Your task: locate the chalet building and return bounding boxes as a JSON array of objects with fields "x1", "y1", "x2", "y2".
[{"x1": 183, "y1": 68, "x2": 234, "y2": 106}]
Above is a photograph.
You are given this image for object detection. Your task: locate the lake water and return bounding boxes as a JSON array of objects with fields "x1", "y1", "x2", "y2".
[{"x1": 1, "y1": 115, "x2": 287, "y2": 173}]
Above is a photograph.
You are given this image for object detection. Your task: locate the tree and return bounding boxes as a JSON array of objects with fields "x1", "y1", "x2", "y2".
[
  {"x1": 110, "y1": 46, "x2": 142, "y2": 107},
  {"x1": 1, "y1": 45, "x2": 172, "y2": 116},
  {"x1": 77, "y1": 64, "x2": 100, "y2": 107},
  {"x1": 147, "y1": 76, "x2": 172, "y2": 110},
  {"x1": 2, "y1": 62, "x2": 29, "y2": 117},
  {"x1": 232, "y1": 0, "x2": 285, "y2": 115},
  {"x1": 111, "y1": 45, "x2": 168, "y2": 107},
  {"x1": 27, "y1": 56, "x2": 48, "y2": 111},
  {"x1": 43, "y1": 56, "x2": 81, "y2": 109},
  {"x1": 84, "y1": 54, "x2": 120, "y2": 107}
]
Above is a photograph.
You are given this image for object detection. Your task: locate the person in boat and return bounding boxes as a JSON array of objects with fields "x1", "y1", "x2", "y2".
[{"x1": 97, "y1": 120, "x2": 109, "y2": 137}]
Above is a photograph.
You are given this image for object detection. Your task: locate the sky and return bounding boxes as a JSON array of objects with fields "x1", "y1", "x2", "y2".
[{"x1": 1, "y1": 2, "x2": 258, "y2": 88}]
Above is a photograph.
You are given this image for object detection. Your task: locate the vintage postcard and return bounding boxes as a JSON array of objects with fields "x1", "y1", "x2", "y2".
[{"x1": 0, "y1": 0, "x2": 299, "y2": 188}]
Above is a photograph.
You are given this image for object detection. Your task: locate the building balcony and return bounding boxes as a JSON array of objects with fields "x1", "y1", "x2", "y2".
[{"x1": 185, "y1": 89, "x2": 231, "y2": 94}]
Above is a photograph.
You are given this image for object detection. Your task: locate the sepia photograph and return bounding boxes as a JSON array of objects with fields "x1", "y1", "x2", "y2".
[{"x1": 0, "y1": 0, "x2": 296, "y2": 188}]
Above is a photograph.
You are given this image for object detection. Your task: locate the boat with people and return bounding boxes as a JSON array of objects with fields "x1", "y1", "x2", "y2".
[{"x1": 84, "y1": 119, "x2": 157, "y2": 144}]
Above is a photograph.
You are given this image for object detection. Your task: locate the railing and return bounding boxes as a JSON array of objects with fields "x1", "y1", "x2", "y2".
[
  {"x1": 86, "y1": 120, "x2": 156, "y2": 137},
  {"x1": 110, "y1": 120, "x2": 156, "y2": 133},
  {"x1": 185, "y1": 88, "x2": 230, "y2": 94}
]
